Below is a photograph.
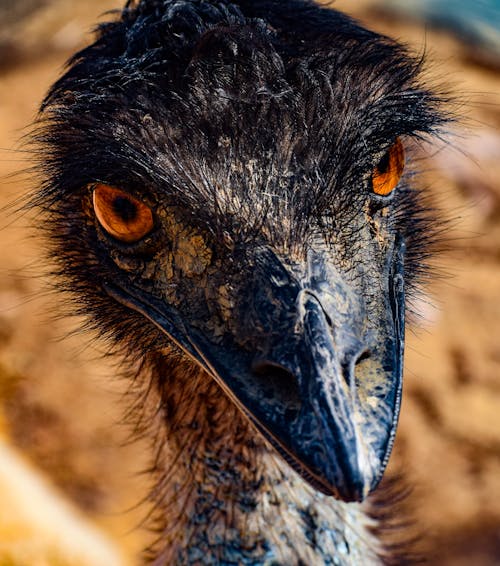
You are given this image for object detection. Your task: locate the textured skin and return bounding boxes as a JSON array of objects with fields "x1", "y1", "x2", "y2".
[{"x1": 32, "y1": 0, "x2": 446, "y2": 563}]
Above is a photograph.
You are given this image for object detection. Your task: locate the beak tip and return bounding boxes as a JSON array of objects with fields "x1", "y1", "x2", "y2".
[
  {"x1": 335, "y1": 476, "x2": 373, "y2": 503},
  {"x1": 323, "y1": 440, "x2": 386, "y2": 503}
]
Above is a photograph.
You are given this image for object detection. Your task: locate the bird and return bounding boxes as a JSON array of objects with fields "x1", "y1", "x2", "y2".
[{"x1": 31, "y1": 0, "x2": 446, "y2": 563}]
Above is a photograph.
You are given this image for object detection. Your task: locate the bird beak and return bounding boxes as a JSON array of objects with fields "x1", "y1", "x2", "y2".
[{"x1": 106, "y1": 243, "x2": 405, "y2": 503}]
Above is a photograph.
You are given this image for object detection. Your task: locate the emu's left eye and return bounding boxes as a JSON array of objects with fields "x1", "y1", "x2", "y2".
[
  {"x1": 371, "y1": 138, "x2": 405, "y2": 197},
  {"x1": 92, "y1": 184, "x2": 154, "y2": 243}
]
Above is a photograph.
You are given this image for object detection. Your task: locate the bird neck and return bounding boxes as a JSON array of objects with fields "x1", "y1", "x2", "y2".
[{"x1": 146, "y1": 353, "x2": 383, "y2": 565}]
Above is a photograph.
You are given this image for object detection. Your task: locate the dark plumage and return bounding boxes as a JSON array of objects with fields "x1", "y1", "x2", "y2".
[{"x1": 32, "y1": 0, "x2": 446, "y2": 563}]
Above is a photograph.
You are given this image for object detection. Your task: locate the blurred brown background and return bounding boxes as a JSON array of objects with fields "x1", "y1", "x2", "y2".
[{"x1": 0, "y1": 1, "x2": 499, "y2": 564}]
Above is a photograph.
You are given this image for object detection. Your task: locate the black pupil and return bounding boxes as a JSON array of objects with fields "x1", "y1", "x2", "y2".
[
  {"x1": 112, "y1": 196, "x2": 137, "y2": 222},
  {"x1": 376, "y1": 150, "x2": 391, "y2": 175}
]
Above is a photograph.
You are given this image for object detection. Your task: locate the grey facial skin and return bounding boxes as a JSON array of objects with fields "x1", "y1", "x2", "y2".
[{"x1": 107, "y1": 235, "x2": 405, "y2": 503}]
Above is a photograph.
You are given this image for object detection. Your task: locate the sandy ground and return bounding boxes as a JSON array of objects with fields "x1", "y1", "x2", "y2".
[{"x1": 0, "y1": 1, "x2": 498, "y2": 564}]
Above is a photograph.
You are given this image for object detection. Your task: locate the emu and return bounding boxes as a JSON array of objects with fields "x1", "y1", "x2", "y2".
[{"x1": 33, "y1": 0, "x2": 445, "y2": 563}]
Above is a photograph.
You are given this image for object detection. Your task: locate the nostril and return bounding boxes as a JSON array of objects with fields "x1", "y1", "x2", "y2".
[
  {"x1": 252, "y1": 361, "x2": 298, "y2": 390},
  {"x1": 251, "y1": 360, "x2": 301, "y2": 414},
  {"x1": 353, "y1": 349, "x2": 391, "y2": 401},
  {"x1": 355, "y1": 350, "x2": 371, "y2": 365},
  {"x1": 351, "y1": 349, "x2": 372, "y2": 389},
  {"x1": 252, "y1": 360, "x2": 291, "y2": 377}
]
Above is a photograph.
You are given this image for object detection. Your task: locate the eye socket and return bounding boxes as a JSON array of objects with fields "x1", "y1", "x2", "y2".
[
  {"x1": 92, "y1": 184, "x2": 154, "y2": 243},
  {"x1": 371, "y1": 138, "x2": 405, "y2": 197}
]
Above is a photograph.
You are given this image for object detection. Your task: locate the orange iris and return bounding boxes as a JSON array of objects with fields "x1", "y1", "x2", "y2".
[
  {"x1": 92, "y1": 184, "x2": 154, "y2": 243},
  {"x1": 372, "y1": 138, "x2": 405, "y2": 196}
]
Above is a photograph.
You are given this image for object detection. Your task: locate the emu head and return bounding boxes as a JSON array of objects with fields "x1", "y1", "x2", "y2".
[{"x1": 34, "y1": 0, "x2": 444, "y2": 503}]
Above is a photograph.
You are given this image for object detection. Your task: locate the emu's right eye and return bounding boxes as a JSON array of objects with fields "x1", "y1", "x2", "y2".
[
  {"x1": 371, "y1": 138, "x2": 405, "y2": 197},
  {"x1": 92, "y1": 184, "x2": 154, "y2": 243}
]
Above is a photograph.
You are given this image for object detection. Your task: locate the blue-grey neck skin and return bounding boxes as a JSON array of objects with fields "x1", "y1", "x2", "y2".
[{"x1": 146, "y1": 357, "x2": 383, "y2": 565}]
